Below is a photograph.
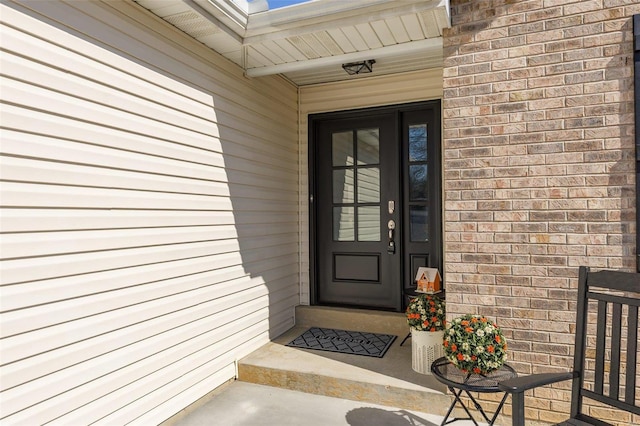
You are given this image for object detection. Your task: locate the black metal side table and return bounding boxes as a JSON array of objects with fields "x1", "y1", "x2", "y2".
[{"x1": 430, "y1": 357, "x2": 517, "y2": 426}]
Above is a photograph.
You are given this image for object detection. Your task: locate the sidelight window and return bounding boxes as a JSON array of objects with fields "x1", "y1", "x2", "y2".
[{"x1": 408, "y1": 124, "x2": 429, "y2": 242}]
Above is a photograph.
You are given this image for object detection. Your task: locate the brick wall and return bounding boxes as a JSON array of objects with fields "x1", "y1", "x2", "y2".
[{"x1": 442, "y1": 1, "x2": 638, "y2": 424}]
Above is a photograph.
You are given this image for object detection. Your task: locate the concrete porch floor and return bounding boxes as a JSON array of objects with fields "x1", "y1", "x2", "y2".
[
  {"x1": 165, "y1": 381, "x2": 485, "y2": 426},
  {"x1": 164, "y1": 306, "x2": 502, "y2": 426}
]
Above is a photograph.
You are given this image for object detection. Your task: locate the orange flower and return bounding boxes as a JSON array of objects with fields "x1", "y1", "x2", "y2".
[
  {"x1": 444, "y1": 340, "x2": 449, "y2": 347},
  {"x1": 451, "y1": 344, "x2": 457, "y2": 352},
  {"x1": 405, "y1": 294, "x2": 445, "y2": 332},
  {"x1": 444, "y1": 314, "x2": 506, "y2": 375}
]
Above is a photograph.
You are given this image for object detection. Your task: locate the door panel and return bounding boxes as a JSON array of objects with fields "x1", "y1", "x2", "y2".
[{"x1": 315, "y1": 113, "x2": 401, "y2": 310}]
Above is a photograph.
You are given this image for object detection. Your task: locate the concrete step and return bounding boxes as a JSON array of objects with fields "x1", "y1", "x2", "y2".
[
  {"x1": 237, "y1": 305, "x2": 452, "y2": 415},
  {"x1": 295, "y1": 305, "x2": 411, "y2": 338}
]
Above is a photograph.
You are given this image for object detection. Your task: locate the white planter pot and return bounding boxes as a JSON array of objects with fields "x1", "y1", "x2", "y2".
[{"x1": 411, "y1": 329, "x2": 445, "y2": 374}]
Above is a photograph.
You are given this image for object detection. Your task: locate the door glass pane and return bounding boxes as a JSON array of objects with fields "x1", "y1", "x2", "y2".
[
  {"x1": 409, "y1": 124, "x2": 427, "y2": 162},
  {"x1": 410, "y1": 205, "x2": 429, "y2": 242},
  {"x1": 333, "y1": 169, "x2": 354, "y2": 203},
  {"x1": 357, "y1": 167, "x2": 380, "y2": 203},
  {"x1": 357, "y1": 128, "x2": 379, "y2": 165},
  {"x1": 409, "y1": 165, "x2": 427, "y2": 201},
  {"x1": 358, "y1": 206, "x2": 380, "y2": 241},
  {"x1": 333, "y1": 206, "x2": 354, "y2": 241},
  {"x1": 332, "y1": 131, "x2": 354, "y2": 166}
]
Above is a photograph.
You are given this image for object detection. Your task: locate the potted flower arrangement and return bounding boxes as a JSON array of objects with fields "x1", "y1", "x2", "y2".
[
  {"x1": 406, "y1": 294, "x2": 446, "y2": 374},
  {"x1": 443, "y1": 314, "x2": 507, "y2": 375}
]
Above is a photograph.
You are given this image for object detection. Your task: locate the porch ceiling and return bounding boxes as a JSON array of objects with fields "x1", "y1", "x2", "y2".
[{"x1": 134, "y1": 0, "x2": 450, "y2": 86}]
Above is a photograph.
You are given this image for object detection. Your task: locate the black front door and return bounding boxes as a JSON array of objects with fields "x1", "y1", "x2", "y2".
[{"x1": 310, "y1": 101, "x2": 441, "y2": 312}]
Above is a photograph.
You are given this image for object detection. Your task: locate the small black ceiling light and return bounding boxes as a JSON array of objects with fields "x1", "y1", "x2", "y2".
[{"x1": 341, "y1": 59, "x2": 375, "y2": 75}]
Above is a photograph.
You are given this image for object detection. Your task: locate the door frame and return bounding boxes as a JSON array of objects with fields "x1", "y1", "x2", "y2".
[{"x1": 308, "y1": 100, "x2": 442, "y2": 310}]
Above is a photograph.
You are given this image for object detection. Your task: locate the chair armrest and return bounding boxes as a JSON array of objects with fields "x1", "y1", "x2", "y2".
[{"x1": 498, "y1": 371, "x2": 578, "y2": 394}]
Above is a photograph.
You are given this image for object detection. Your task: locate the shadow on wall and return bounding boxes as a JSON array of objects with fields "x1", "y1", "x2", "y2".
[
  {"x1": 19, "y1": 0, "x2": 299, "y2": 338},
  {"x1": 218, "y1": 125, "x2": 300, "y2": 340},
  {"x1": 601, "y1": 17, "x2": 636, "y2": 269},
  {"x1": 0, "y1": 0, "x2": 299, "y2": 423}
]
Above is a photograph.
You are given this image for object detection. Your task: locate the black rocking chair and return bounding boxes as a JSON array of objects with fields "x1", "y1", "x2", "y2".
[{"x1": 498, "y1": 266, "x2": 640, "y2": 426}]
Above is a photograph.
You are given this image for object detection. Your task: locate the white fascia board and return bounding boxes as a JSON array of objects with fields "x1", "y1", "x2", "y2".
[
  {"x1": 248, "y1": 0, "x2": 269, "y2": 13},
  {"x1": 184, "y1": 0, "x2": 244, "y2": 43},
  {"x1": 442, "y1": 0, "x2": 451, "y2": 27},
  {"x1": 192, "y1": 0, "x2": 250, "y2": 36},
  {"x1": 245, "y1": 37, "x2": 442, "y2": 77}
]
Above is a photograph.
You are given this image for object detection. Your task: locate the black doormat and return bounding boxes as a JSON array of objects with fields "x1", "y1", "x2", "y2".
[{"x1": 286, "y1": 327, "x2": 396, "y2": 358}]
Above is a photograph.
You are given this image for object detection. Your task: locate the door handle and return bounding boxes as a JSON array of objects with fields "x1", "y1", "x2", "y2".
[{"x1": 387, "y1": 220, "x2": 396, "y2": 254}]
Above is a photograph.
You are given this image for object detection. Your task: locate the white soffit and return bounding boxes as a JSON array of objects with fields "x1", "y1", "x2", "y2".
[{"x1": 134, "y1": 0, "x2": 450, "y2": 86}]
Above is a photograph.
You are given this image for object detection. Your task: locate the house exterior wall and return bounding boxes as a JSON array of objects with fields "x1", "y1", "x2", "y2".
[
  {"x1": 0, "y1": 1, "x2": 298, "y2": 423},
  {"x1": 298, "y1": 69, "x2": 444, "y2": 305},
  {"x1": 443, "y1": 1, "x2": 638, "y2": 424}
]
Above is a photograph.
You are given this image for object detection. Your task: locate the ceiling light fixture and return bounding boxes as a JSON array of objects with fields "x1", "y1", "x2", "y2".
[{"x1": 341, "y1": 59, "x2": 375, "y2": 75}]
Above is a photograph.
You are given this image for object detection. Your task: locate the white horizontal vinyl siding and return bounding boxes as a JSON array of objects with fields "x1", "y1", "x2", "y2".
[
  {"x1": 298, "y1": 69, "x2": 443, "y2": 304},
  {"x1": 0, "y1": 0, "x2": 298, "y2": 423}
]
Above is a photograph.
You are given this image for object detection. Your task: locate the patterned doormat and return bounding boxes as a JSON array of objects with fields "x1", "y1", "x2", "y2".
[{"x1": 286, "y1": 327, "x2": 396, "y2": 358}]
